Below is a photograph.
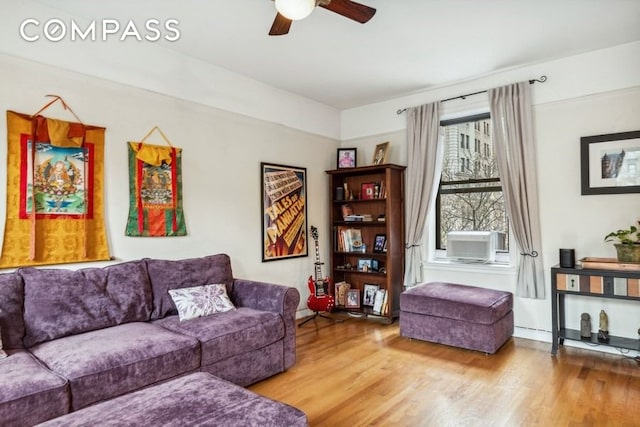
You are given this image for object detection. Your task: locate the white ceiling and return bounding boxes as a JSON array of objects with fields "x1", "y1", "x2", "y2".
[{"x1": 25, "y1": 0, "x2": 640, "y2": 110}]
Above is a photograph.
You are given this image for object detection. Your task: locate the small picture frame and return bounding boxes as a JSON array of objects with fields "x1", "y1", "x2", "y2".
[
  {"x1": 363, "y1": 284, "x2": 379, "y2": 306},
  {"x1": 337, "y1": 148, "x2": 357, "y2": 169},
  {"x1": 357, "y1": 258, "x2": 372, "y2": 272},
  {"x1": 345, "y1": 289, "x2": 360, "y2": 308},
  {"x1": 373, "y1": 234, "x2": 387, "y2": 253},
  {"x1": 372, "y1": 142, "x2": 389, "y2": 165}
]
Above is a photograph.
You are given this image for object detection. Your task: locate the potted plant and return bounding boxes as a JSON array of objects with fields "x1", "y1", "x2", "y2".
[{"x1": 604, "y1": 221, "x2": 640, "y2": 263}]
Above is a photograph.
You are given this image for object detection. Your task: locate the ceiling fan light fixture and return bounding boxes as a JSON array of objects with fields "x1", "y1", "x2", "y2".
[{"x1": 275, "y1": 0, "x2": 316, "y2": 20}]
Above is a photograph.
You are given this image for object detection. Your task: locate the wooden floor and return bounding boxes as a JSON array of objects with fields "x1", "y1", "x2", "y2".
[{"x1": 249, "y1": 314, "x2": 640, "y2": 427}]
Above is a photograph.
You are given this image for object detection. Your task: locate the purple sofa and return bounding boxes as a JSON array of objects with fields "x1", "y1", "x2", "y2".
[{"x1": 0, "y1": 254, "x2": 300, "y2": 426}]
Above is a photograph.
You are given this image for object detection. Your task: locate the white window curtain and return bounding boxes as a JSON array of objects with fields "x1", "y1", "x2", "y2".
[
  {"x1": 404, "y1": 102, "x2": 442, "y2": 287},
  {"x1": 488, "y1": 82, "x2": 545, "y2": 299}
]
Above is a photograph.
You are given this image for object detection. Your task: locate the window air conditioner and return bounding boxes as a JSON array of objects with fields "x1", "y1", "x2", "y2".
[{"x1": 446, "y1": 231, "x2": 501, "y2": 262}]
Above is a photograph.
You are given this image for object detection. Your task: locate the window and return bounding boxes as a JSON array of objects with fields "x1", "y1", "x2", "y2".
[{"x1": 435, "y1": 113, "x2": 509, "y2": 258}]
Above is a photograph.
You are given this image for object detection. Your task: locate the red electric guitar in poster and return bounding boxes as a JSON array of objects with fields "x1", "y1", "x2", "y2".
[{"x1": 299, "y1": 226, "x2": 335, "y2": 326}]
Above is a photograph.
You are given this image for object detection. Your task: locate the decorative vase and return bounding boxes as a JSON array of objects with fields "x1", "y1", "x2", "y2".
[{"x1": 614, "y1": 243, "x2": 640, "y2": 263}]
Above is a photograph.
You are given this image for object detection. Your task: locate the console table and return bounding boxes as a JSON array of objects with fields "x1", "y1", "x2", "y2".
[{"x1": 550, "y1": 264, "x2": 640, "y2": 355}]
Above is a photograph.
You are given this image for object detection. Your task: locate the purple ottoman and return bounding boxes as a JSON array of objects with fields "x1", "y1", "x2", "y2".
[
  {"x1": 36, "y1": 372, "x2": 308, "y2": 427},
  {"x1": 399, "y1": 282, "x2": 513, "y2": 354}
]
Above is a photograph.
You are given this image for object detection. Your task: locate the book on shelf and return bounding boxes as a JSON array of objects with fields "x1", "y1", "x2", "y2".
[
  {"x1": 361, "y1": 182, "x2": 376, "y2": 200},
  {"x1": 372, "y1": 289, "x2": 386, "y2": 314},
  {"x1": 381, "y1": 289, "x2": 389, "y2": 315},
  {"x1": 336, "y1": 227, "x2": 363, "y2": 252},
  {"x1": 345, "y1": 214, "x2": 373, "y2": 222}
]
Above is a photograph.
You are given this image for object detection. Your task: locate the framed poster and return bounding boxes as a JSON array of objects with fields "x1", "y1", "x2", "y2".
[
  {"x1": 261, "y1": 162, "x2": 308, "y2": 262},
  {"x1": 580, "y1": 130, "x2": 640, "y2": 195}
]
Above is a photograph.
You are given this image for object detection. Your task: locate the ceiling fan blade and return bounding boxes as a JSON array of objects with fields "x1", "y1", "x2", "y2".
[
  {"x1": 269, "y1": 13, "x2": 292, "y2": 36},
  {"x1": 319, "y1": 0, "x2": 376, "y2": 23}
]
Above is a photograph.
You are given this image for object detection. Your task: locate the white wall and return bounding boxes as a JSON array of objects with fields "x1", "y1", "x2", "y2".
[
  {"x1": 0, "y1": 0, "x2": 340, "y2": 140},
  {"x1": 341, "y1": 43, "x2": 640, "y2": 351},
  {"x1": 0, "y1": 53, "x2": 338, "y2": 318}
]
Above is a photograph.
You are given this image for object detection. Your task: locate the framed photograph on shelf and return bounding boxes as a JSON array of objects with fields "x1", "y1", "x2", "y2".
[
  {"x1": 337, "y1": 148, "x2": 357, "y2": 169},
  {"x1": 373, "y1": 234, "x2": 387, "y2": 253},
  {"x1": 580, "y1": 130, "x2": 640, "y2": 195},
  {"x1": 261, "y1": 162, "x2": 308, "y2": 262},
  {"x1": 357, "y1": 258, "x2": 372, "y2": 272},
  {"x1": 363, "y1": 284, "x2": 379, "y2": 306},
  {"x1": 345, "y1": 289, "x2": 360, "y2": 308},
  {"x1": 372, "y1": 142, "x2": 389, "y2": 165}
]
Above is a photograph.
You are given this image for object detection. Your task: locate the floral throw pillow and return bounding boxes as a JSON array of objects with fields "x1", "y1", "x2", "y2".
[{"x1": 168, "y1": 284, "x2": 236, "y2": 321}]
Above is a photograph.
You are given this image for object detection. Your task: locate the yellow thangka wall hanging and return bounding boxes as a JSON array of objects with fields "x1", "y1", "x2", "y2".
[
  {"x1": 125, "y1": 127, "x2": 187, "y2": 237},
  {"x1": 0, "y1": 99, "x2": 111, "y2": 268}
]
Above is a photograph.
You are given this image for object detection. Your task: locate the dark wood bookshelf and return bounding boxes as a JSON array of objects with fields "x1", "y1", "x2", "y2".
[{"x1": 326, "y1": 164, "x2": 405, "y2": 323}]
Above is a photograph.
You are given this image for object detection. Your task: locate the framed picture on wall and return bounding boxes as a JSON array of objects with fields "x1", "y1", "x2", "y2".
[
  {"x1": 580, "y1": 130, "x2": 640, "y2": 195},
  {"x1": 337, "y1": 148, "x2": 357, "y2": 169},
  {"x1": 261, "y1": 162, "x2": 308, "y2": 262}
]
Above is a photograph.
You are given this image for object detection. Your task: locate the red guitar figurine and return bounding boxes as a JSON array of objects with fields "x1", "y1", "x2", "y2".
[{"x1": 298, "y1": 225, "x2": 336, "y2": 327}]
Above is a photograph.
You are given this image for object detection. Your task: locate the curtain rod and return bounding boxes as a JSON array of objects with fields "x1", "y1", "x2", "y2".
[{"x1": 395, "y1": 75, "x2": 547, "y2": 115}]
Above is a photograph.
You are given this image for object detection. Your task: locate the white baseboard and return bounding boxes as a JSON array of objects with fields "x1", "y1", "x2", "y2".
[
  {"x1": 514, "y1": 326, "x2": 640, "y2": 358},
  {"x1": 293, "y1": 313, "x2": 639, "y2": 359}
]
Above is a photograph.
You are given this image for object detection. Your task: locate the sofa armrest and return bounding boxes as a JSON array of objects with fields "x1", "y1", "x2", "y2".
[{"x1": 231, "y1": 279, "x2": 300, "y2": 370}]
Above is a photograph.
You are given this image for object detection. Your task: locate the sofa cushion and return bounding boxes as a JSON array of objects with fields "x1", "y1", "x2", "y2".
[
  {"x1": 0, "y1": 272, "x2": 25, "y2": 349},
  {"x1": 0, "y1": 349, "x2": 70, "y2": 426},
  {"x1": 36, "y1": 372, "x2": 308, "y2": 427},
  {"x1": 201, "y1": 341, "x2": 285, "y2": 387},
  {"x1": 146, "y1": 254, "x2": 234, "y2": 320},
  {"x1": 28, "y1": 322, "x2": 200, "y2": 410},
  {"x1": 168, "y1": 283, "x2": 236, "y2": 321},
  {"x1": 19, "y1": 260, "x2": 153, "y2": 347},
  {"x1": 153, "y1": 307, "x2": 284, "y2": 366}
]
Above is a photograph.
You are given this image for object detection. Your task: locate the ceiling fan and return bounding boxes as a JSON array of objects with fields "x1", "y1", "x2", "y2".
[{"x1": 269, "y1": 0, "x2": 376, "y2": 36}]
